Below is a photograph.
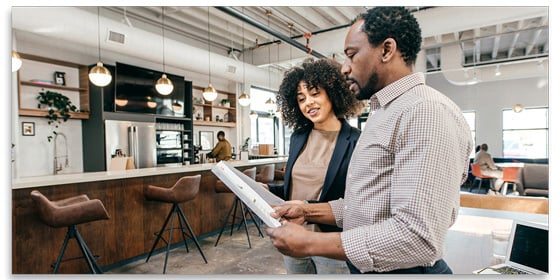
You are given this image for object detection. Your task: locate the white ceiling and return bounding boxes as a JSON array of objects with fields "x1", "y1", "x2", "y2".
[{"x1": 14, "y1": 6, "x2": 549, "y2": 78}]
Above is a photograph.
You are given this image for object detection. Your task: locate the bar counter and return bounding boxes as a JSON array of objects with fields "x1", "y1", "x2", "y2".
[{"x1": 12, "y1": 158, "x2": 287, "y2": 274}]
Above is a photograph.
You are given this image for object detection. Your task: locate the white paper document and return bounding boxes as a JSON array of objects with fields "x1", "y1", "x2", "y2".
[{"x1": 211, "y1": 161, "x2": 283, "y2": 228}]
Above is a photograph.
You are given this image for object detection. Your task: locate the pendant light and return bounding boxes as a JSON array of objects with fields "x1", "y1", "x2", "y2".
[
  {"x1": 238, "y1": 8, "x2": 251, "y2": 107},
  {"x1": 203, "y1": 7, "x2": 218, "y2": 102},
  {"x1": 89, "y1": 7, "x2": 112, "y2": 87},
  {"x1": 172, "y1": 100, "x2": 182, "y2": 112},
  {"x1": 147, "y1": 96, "x2": 157, "y2": 108},
  {"x1": 513, "y1": 104, "x2": 524, "y2": 113},
  {"x1": 249, "y1": 110, "x2": 258, "y2": 121},
  {"x1": 115, "y1": 98, "x2": 128, "y2": 107},
  {"x1": 155, "y1": 7, "x2": 174, "y2": 95},
  {"x1": 12, "y1": 51, "x2": 22, "y2": 72}
]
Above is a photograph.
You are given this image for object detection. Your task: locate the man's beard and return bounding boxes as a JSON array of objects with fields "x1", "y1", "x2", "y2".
[{"x1": 356, "y1": 72, "x2": 379, "y2": 100}]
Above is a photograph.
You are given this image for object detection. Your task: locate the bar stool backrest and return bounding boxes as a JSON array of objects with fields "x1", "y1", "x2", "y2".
[
  {"x1": 256, "y1": 164, "x2": 274, "y2": 184},
  {"x1": 171, "y1": 175, "x2": 202, "y2": 202}
]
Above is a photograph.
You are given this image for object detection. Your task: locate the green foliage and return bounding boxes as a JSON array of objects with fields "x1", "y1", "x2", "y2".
[{"x1": 36, "y1": 90, "x2": 78, "y2": 142}]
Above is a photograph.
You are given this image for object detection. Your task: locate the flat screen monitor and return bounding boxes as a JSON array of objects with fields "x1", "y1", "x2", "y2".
[{"x1": 115, "y1": 62, "x2": 185, "y2": 117}]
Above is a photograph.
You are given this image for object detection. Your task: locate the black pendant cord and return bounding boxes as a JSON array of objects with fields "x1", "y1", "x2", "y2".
[
  {"x1": 242, "y1": 7, "x2": 246, "y2": 92},
  {"x1": 161, "y1": 6, "x2": 166, "y2": 74},
  {"x1": 207, "y1": 7, "x2": 211, "y2": 85},
  {"x1": 97, "y1": 7, "x2": 101, "y2": 61},
  {"x1": 267, "y1": 12, "x2": 271, "y2": 90}
]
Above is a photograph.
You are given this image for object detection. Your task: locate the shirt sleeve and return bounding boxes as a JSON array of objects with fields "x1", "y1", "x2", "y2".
[
  {"x1": 328, "y1": 198, "x2": 345, "y2": 228},
  {"x1": 340, "y1": 100, "x2": 469, "y2": 272}
]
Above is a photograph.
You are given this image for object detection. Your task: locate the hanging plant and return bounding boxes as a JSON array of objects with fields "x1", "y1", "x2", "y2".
[{"x1": 36, "y1": 90, "x2": 78, "y2": 142}]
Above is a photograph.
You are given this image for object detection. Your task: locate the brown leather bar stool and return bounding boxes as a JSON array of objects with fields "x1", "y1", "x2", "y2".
[
  {"x1": 30, "y1": 190, "x2": 110, "y2": 274},
  {"x1": 214, "y1": 167, "x2": 263, "y2": 248},
  {"x1": 256, "y1": 164, "x2": 275, "y2": 185},
  {"x1": 144, "y1": 174, "x2": 207, "y2": 274}
]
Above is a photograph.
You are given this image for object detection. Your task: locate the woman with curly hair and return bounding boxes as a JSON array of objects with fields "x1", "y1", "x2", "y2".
[{"x1": 277, "y1": 58, "x2": 361, "y2": 274}]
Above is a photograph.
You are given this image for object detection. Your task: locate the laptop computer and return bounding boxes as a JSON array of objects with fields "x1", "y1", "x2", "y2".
[{"x1": 476, "y1": 220, "x2": 548, "y2": 274}]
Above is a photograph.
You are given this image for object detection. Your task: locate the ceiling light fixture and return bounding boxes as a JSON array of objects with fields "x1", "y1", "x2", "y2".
[
  {"x1": 147, "y1": 97, "x2": 157, "y2": 109},
  {"x1": 172, "y1": 100, "x2": 182, "y2": 112},
  {"x1": 12, "y1": 51, "x2": 22, "y2": 72},
  {"x1": 155, "y1": 7, "x2": 174, "y2": 96},
  {"x1": 115, "y1": 98, "x2": 128, "y2": 107},
  {"x1": 495, "y1": 65, "x2": 502, "y2": 76},
  {"x1": 202, "y1": 7, "x2": 217, "y2": 102},
  {"x1": 89, "y1": 7, "x2": 112, "y2": 87},
  {"x1": 513, "y1": 104, "x2": 524, "y2": 113},
  {"x1": 238, "y1": 7, "x2": 251, "y2": 107},
  {"x1": 249, "y1": 110, "x2": 258, "y2": 121}
]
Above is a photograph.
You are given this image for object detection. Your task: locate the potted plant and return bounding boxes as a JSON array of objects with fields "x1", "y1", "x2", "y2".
[
  {"x1": 220, "y1": 98, "x2": 230, "y2": 108},
  {"x1": 36, "y1": 90, "x2": 78, "y2": 142}
]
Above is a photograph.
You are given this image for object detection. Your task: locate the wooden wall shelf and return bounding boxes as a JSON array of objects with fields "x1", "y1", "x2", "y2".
[
  {"x1": 193, "y1": 120, "x2": 236, "y2": 127},
  {"x1": 20, "y1": 81, "x2": 87, "y2": 92},
  {"x1": 19, "y1": 108, "x2": 90, "y2": 119}
]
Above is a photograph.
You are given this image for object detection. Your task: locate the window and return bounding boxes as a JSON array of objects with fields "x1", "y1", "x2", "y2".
[
  {"x1": 502, "y1": 107, "x2": 548, "y2": 158},
  {"x1": 250, "y1": 86, "x2": 276, "y2": 113},
  {"x1": 462, "y1": 111, "x2": 476, "y2": 158},
  {"x1": 250, "y1": 86, "x2": 281, "y2": 153}
]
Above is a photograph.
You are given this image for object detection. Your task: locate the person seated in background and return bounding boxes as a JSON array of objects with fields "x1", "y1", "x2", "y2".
[
  {"x1": 474, "y1": 143, "x2": 503, "y2": 192},
  {"x1": 207, "y1": 131, "x2": 232, "y2": 162}
]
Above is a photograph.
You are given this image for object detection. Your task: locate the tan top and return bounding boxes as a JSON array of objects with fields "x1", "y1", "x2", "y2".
[
  {"x1": 474, "y1": 150, "x2": 498, "y2": 170},
  {"x1": 209, "y1": 139, "x2": 232, "y2": 162},
  {"x1": 290, "y1": 128, "x2": 339, "y2": 201}
]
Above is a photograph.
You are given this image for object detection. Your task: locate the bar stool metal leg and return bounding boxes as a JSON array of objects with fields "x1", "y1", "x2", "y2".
[
  {"x1": 52, "y1": 227, "x2": 72, "y2": 273},
  {"x1": 214, "y1": 198, "x2": 237, "y2": 247},
  {"x1": 229, "y1": 198, "x2": 239, "y2": 236},
  {"x1": 162, "y1": 211, "x2": 175, "y2": 274},
  {"x1": 175, "y1": 206, "x2": 190, "y2": 254},
  {"x1": 146, "y1": 206, "x2": 175, "y2": 263},
  {"x1": 177, "y1": 206, "x2": 208, "y2": 263},
  {"x1": 239, "y1": 203, "x2": 252, "y2": 249},
  {"x1": 75, "y1": 228, "x2": 103, "y2": 274}
]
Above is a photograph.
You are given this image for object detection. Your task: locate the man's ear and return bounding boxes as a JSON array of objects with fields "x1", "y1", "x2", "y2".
[{"x1": 381, "y1": 38, "x2": 397, "y2": 63}]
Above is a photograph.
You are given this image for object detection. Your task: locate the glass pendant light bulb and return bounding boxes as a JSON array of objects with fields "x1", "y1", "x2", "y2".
[
  {"x1": 89, "y1": 61, "x2": 112, "y2": 87},
  {"x1": 249, "y1": 110, "x2": 258, "y2": 121},
  {"x1": 89, "y1": 7, "x2": 112, "y2": 87},
  {"x1": 147, "y1": 97, "x2": 157, "y2": 109},
  {"x1": 115, "y1": 98, "x2": 128, "y2": 107},
  {"x1": 12, "y1": 51, "x2": 22, "y2": 72},
  {"x1": 203, "y1": 84, "x2": 218, "y2": 101},
  {"x1": 172, "y1": 101, "x2": 182, "y2": 112},
  {"x1": 238, "y1": 92, "x2": 251, "y2": 106},
  {"x1": 155, "y1": 73, "x2": 173, "y2": 95}
]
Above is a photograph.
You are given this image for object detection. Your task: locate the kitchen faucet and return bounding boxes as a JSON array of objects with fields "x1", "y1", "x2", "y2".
[{"x1": 53, "y1": 132, "x2": 69, "y2": 175}]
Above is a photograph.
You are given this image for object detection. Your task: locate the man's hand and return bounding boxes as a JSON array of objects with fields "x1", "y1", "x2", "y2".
[
  {"x1": 265, "y1": 221, "x2": 312, "y2": 258},
  {"x1": 271, "y1": 203, "x2": 306, "y2": 225}
]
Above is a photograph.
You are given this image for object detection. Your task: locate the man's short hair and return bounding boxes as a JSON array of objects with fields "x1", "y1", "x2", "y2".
[
  {"x1": 481, "y1": 144, "x2": 488, "y2": 151},
  {"x1": 217, "y1": 131, "x2": 225, "y2": 138},
  {"x1": 357, "y1": 7, "x2": 421, "y2": 65}
]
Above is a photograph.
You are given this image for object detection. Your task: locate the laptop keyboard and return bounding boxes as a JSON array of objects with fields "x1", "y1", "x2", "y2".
[{"x1": 493, "y1": 266, "x2": 529, "y2": 274}]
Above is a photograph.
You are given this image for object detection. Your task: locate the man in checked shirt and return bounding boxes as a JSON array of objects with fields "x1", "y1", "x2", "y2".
[{"x1": 266, "y1": 7, "x2": 473, "y2": 274}]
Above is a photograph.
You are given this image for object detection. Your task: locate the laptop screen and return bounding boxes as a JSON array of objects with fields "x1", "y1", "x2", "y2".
[{"x1": 509, "y1": 224, "x2": 548, "y2": 273}]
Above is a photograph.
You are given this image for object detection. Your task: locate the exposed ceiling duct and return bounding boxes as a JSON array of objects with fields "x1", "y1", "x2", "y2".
[
  {"x1": 215, "y1": 6, "x2": 326, "y2": 59},
  {"x1": 12, "y1": 7, "x2": 278, "y2": 88}
]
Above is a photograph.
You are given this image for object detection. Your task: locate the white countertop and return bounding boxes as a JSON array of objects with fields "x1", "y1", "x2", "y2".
[{"x1": 12, "y1": 158, "x2": 287, "y2": 189}]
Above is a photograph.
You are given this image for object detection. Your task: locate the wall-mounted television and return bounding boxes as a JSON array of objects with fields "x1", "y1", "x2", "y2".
[{"x1": 115, "y1": 62, "x2": 185, "y2": 117}]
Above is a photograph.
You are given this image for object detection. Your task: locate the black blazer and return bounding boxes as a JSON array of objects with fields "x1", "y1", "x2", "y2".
[{"x1": 283, "y1": 119, "x2": 361, "y2": 232}]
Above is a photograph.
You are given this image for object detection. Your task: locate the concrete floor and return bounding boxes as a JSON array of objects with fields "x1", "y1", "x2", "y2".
[{"x1": 109, "y1": 225, "x2": 287, "y2": 275}]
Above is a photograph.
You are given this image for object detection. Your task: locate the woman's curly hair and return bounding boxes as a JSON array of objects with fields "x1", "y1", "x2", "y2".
[
  {"x1": 357, "y1": 7, "x2": 421, "y2": 65},
  {"x1": 277, "y1": 58, "x2": 361, "y2": 130}
]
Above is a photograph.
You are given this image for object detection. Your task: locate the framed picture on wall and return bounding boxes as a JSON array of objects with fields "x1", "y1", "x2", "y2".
[
  {"x1": 199, "y1": 131, "x2": 214, "y2": 150},
  {"x1": 22, "y1": 122, "x2": 35, "y2": 136}
]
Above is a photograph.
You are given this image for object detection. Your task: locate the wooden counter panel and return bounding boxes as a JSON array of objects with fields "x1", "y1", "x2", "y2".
[{"x1": 11, "y1": 166, "x2": 272, "y2": 274}]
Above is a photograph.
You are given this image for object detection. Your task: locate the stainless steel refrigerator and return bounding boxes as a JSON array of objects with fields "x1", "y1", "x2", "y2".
[{"x1": 105, "y1": 120, "x2": 156, "y2": 169}]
